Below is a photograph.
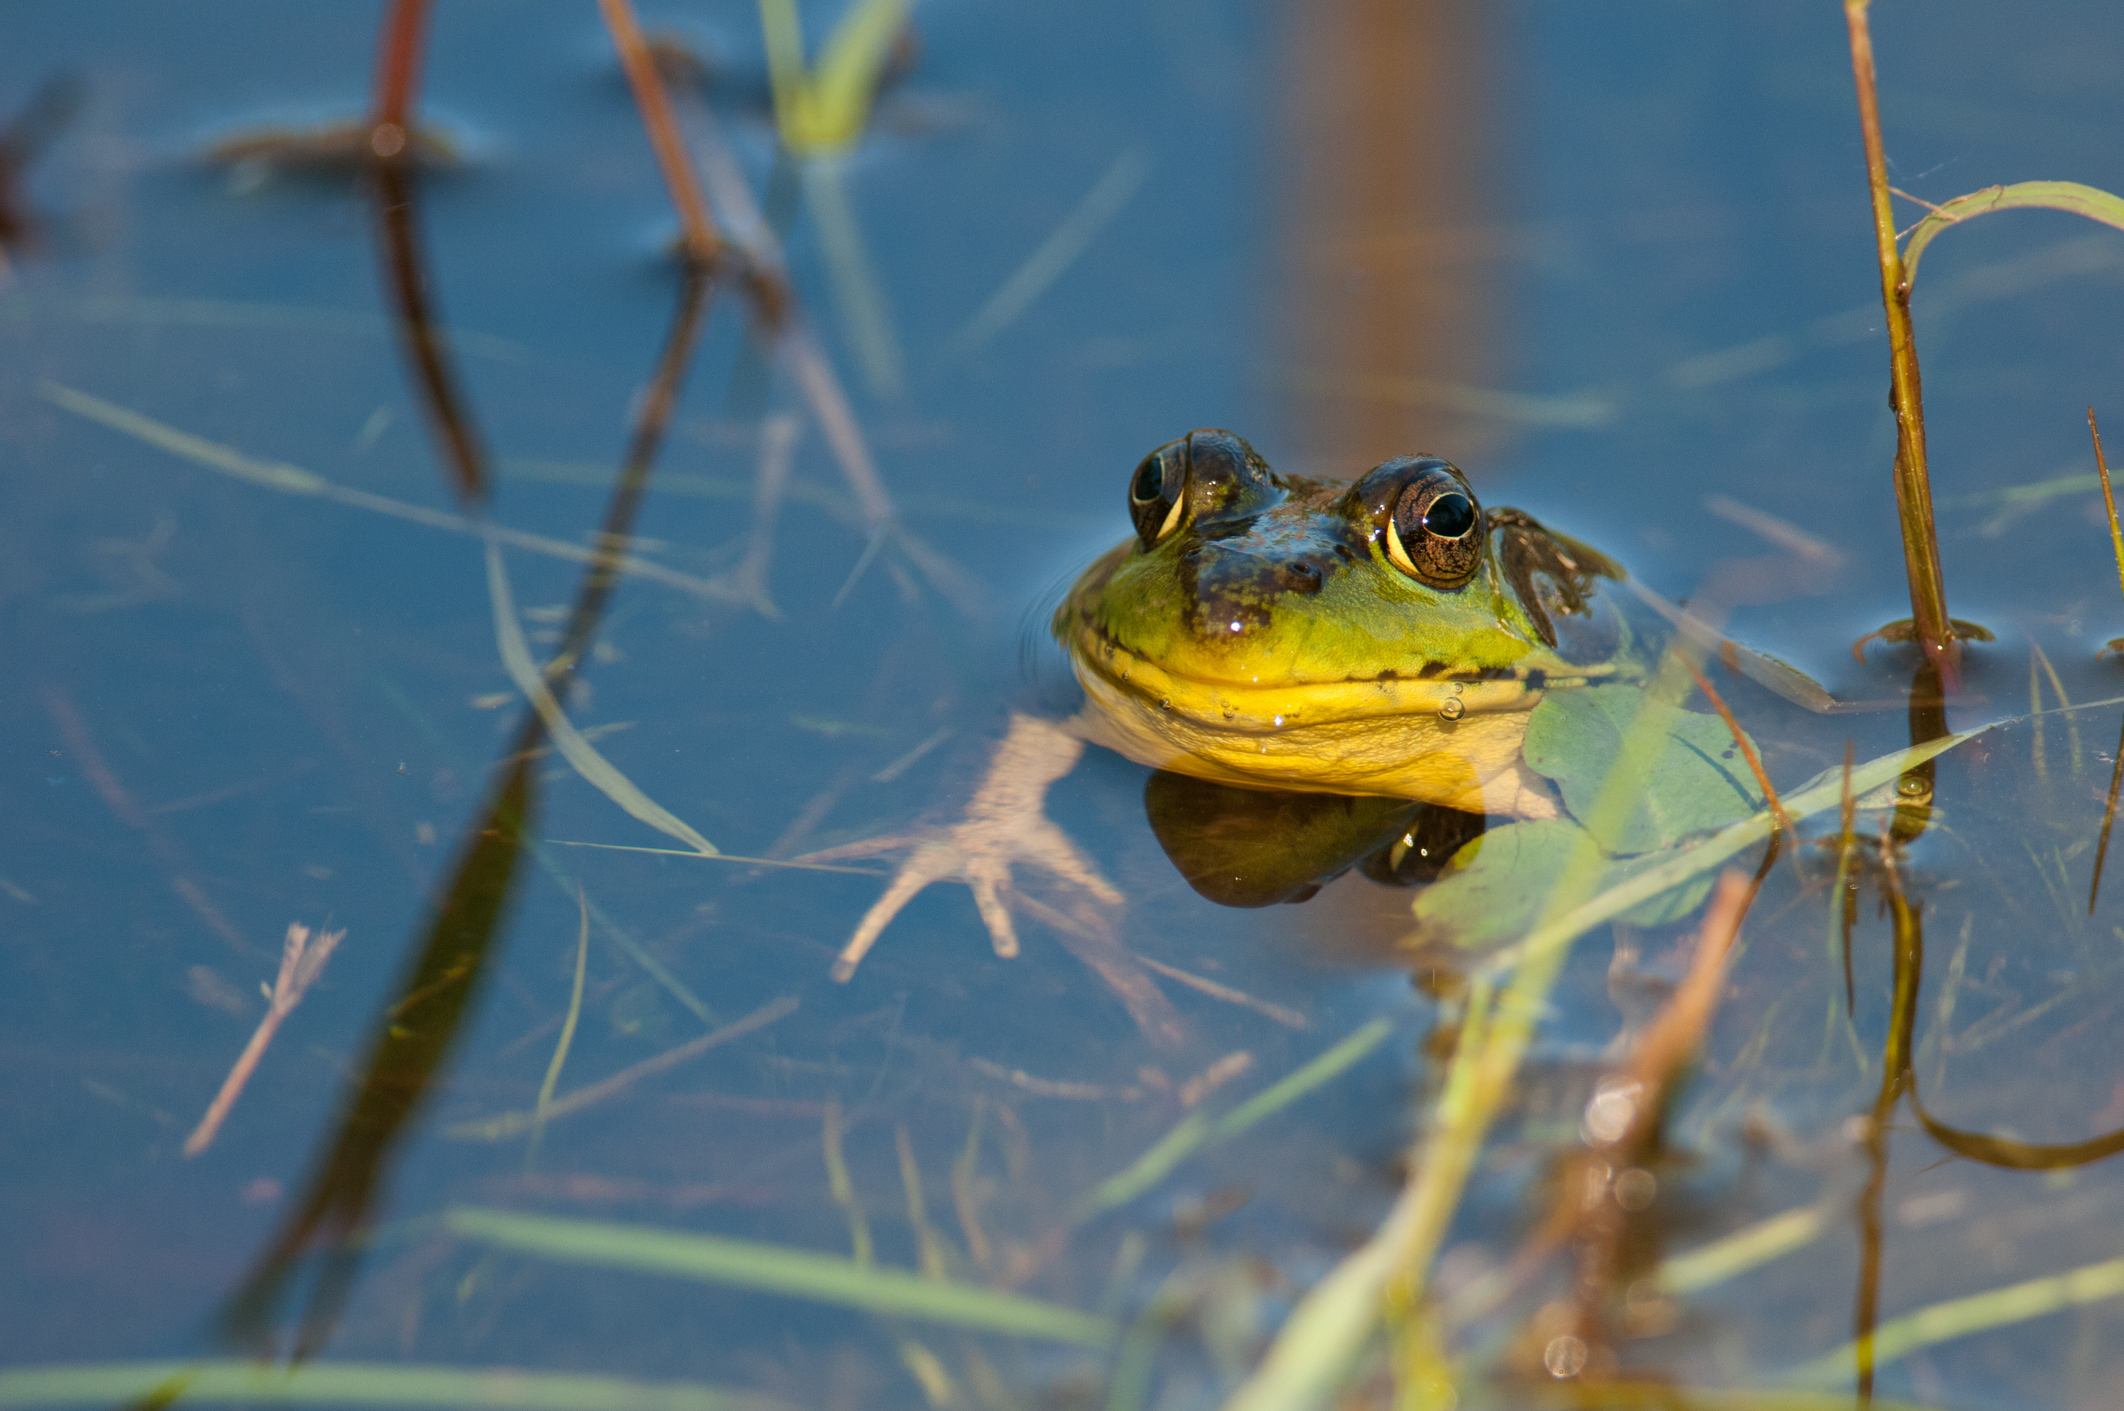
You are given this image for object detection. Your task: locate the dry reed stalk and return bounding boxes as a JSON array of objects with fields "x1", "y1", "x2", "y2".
[
  {"x1": 595, "y1": 0, "x2": 723, "y2": 265},
  {"x1": 1844, "y1": 0, "x2": 1958, "y2": 678},
  {"x1": 183, "y1": 923, "x2": 346, "y2": 1157}
]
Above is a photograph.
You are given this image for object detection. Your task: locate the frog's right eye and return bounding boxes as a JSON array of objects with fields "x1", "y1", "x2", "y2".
[{"x1": 1129, "y1": 441, "x2": 1189, "y2": 548}]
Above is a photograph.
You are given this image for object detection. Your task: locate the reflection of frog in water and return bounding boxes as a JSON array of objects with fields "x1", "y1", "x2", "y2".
[{"x1": 823, "y1": 427, "x2": 1733, "y2": 982}]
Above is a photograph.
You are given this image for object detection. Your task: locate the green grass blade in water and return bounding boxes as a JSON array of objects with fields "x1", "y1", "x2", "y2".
[
  {"x1": 1075, "y1": 1017, "x2": 1395, "y2": 1218},
  {"x1": 0, "y1": 1361, "x2": 794, "y2": 1411},
  {"x1": 444, "y1": 1207, "x2": 1116, "y2": 1347}
]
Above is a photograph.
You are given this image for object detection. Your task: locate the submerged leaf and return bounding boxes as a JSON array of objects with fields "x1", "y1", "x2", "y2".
[
  {"x1": 1523, "y1": 685, "x2": 1763, "y2": 853},
  {"x1": 1411, "y1": 818, "x2": 1718, "y2": 949}
]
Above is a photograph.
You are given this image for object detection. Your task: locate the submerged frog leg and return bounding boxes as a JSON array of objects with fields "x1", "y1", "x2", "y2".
[{"x1": 812, "y1": 713, "x2": 1122, "y2": 982}]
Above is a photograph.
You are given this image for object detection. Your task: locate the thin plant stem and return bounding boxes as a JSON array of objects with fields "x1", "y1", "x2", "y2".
[
  {"x1": 1844, "y1": 0, "x2": 1957, "y2": 679},
  {"x1": 1680, "y1": 650, "x2": 1793, "y2": 836},
  {"x1": 2030, "y1": 647, "x2": 2050, "y2": 785},
  {"x1": 595, "y1": 0, "x2": 723, "y2": 265},
  {"x1": 527, "y1": 888, "x2": 591, "y2": 1167},
  {"x1": 2030, "y1": 642, "x2": 2083, "y2": 774},
  {"x1": 370, "y1": 0, "x2": 429, "y2": 155},
  {"x1": 2093, "y1": 708, "x2": 2124, "y2": 914},
  {"x1": 1853, "y1": 818, "x2": 1924, "y2": 1406},
  {"x1": 823, "y1": 1099, "x2": 874, "y2": 1267},
  {"x1": 1837, "y1": 742, "x2": 1858, "y2": 1016},
  {"x1": 895, "y1": 1124, "x2": 948, "y2": 1280},
  {"x1": 444, "y1": 996, "x2": 798, "y2": 1141},
  {"x1": 2091, "y1": 408, "x2": 2124, "y2": 610}
]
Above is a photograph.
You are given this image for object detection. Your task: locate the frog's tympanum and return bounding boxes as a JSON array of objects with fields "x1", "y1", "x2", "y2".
[{"x1": 824, "y1": 428, "x2": 1656, "y2": 983}]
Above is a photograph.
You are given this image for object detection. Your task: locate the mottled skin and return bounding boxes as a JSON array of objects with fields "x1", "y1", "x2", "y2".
[{"x1": 1055, "y1": 429, "x2": 1632, "y2": 816}]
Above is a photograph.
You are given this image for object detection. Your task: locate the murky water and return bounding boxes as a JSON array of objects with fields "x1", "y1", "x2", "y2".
[{"x1": 7, "y1": 3, "x2": 2124, "y2": 1408}]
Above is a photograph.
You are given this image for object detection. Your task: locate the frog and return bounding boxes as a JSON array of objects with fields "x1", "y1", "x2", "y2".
[
  {"x1": 1056, "y1": 427, "x2": 1635, "y2": 819},
  {"x1": 813, "y1": 427, "x2": 1693, "y2": 984}
]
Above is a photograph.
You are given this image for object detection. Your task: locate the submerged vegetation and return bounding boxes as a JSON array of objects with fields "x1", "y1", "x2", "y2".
[{"x1": 12, "y1": 1, "x2": 2124, "y2": 1410}]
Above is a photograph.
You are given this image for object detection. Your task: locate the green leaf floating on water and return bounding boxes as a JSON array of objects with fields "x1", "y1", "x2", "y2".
[
  {"x1": 1522, "y1": 684, "x2": 1763, "y2": 854},
  {"x1": 1418, "y1": 685, "x2": 1763, "y2": 949},
  {"x1": 1413, "y1": 817, "x2": 1719, "y2": 948}
]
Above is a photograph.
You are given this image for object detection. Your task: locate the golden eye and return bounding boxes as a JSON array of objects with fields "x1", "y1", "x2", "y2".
[
  {"x1": 1128, "y1": 442, "x2": 1188, "y2": 548},
  {"x1": 1382, "y1": 472, "x2": 1484, "y2": 587}
]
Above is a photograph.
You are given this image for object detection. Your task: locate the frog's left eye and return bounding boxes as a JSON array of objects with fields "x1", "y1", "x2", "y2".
[
  {"x1": 1382, "y1": 465, "x2": 1485, "y2": 587},
  {"x1": 1129, "y1": 441, "x2": 1189, "y2": 548}
]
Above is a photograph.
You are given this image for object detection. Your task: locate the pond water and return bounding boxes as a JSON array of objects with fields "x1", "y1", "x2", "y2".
[{"x1": 6, "y1": 2, "x2": 2124, "y2": 1409}]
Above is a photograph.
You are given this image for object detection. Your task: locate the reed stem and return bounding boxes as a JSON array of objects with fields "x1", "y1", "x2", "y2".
[
  {"x1": 369, "y1": 0, "x2": 429, "y2": 159},
  {"x1": 1844, "y1": 0, "x2": 1958, "y2": 681}
]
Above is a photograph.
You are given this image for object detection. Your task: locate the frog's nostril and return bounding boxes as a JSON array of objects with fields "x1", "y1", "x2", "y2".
[{"x1": 1281, "y1": 560, "x2": 1324, "y2": 593}]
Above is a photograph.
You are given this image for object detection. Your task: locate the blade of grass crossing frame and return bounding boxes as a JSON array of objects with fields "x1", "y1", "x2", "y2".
[
  {"x1": 442, "y1": 1206, "x2": 1116, "y2": 1346},
  {"x1": 0, "y1": 1360, "x2": 798, "y2": 1411},
  {"x1": 1789, "y1": 1255, "x2": 2124, "y2": 1386},
  {"x1": 1074, "y1": 1017, "x2": 1394, "y2": 1218}
]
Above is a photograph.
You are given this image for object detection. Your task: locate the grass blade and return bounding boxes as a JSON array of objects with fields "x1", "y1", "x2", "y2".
[
  {"x1": 443, "y1": 1206, "x2": 1116, "y2": 1347},
  {"x1": 948, "y1": 146, "x2": 1152, "y2": 358},
  {"x1": 1075, "y1": 1017, "x2": 1394, "y2": 1217},
  {"x1": 484, "y1": 537, "x2": 719, "y2": 859},
  {"x1": 0, "y1": 1360, "x2": 793, "y2": 1411},
  {"x1": 35, "y1": 381, "x2": 735, "y2": 602},
  {"x1": 527, "y1": 889, "x2": 591, "y2": 1163},
  {"x1": 1902, "y1": 180, "x2": 2124, "y2": 287},
  {"x1": 1787, "y1": 1255, "x2": 2124, "y2": 1385}
]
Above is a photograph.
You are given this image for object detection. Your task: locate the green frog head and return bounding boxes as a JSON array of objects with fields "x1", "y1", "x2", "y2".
[{"x1": 1055, "y1": 429, "x2": 1631, "y2": 816}]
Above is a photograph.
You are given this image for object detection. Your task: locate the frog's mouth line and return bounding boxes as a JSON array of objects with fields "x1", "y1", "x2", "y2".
[
  {"x1": 1067, "y1": 620, "x2": 1562, "y2": 732},
  {"x1": 1065, "y1": 620, "x2": 1572, "y2": 817}
]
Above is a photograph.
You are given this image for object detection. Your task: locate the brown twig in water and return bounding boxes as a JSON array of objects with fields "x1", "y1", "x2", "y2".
[
  {"x1": 1844, "y1": 0, "x2": 1958, "y2": 682},
  {"x1": 595, "y1": 0, "x2": 722, "y2": 266},
  {"x1": 1457, "y1": 872, "x2": 1754, "y2": 1344},
  {"x1": 369, "y1": 0, "x2": 429, "y2": 159},
  {"x1": 184, "y1": 924, "x2": 347, "y2": 1157},
  {"x1": 1679, "y1": 651, "x2": 1793, "y2": 837},
  {"x1": 1561, "y1": 869, "x2": 1753, "y2": 1366}
]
